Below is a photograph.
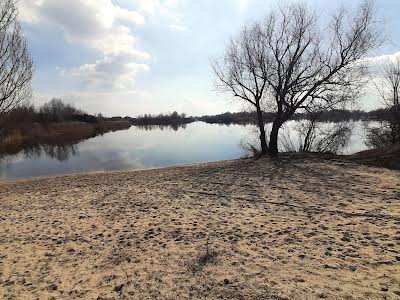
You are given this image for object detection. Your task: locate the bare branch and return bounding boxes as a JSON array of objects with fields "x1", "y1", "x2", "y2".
[
  {"x1": 0, "y1": 0, "x2": 33, "y2": 121},
  {"x1": 212, "y1": 0, "x2": 384, "y2": 156}
]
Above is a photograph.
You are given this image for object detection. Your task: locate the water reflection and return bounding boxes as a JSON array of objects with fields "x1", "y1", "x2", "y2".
[
  {"x1": 22, "y1": 143, "x2": 78, "y2": 161},
  {"x1": 365, "y1": 119, "x2": 400, "y2": 148},
  {"x1": 281, "y1": 121, "x2": 353, "y2": 154},
  {"x1": 134, "y1": 124, "x2": 187, "y2": 131},
  {"x1": 1, "y1": 138, "x2": 82, "y2": 164},
  {"x1": 0, "y1": 122, "x2": 250, "y2": 179},
  {"x1": 0, "y1": 142, "x2": 80, "y2": 177},
  {"x1": 0, "y1": 121, "x2": 374, "y2": 179}
]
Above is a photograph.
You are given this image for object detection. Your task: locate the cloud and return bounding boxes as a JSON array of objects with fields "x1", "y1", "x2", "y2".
[
  {"x1": 19, "y1": 0, "x2": 188, "y2": 90},
  {"x1": 133, "y1": 0, "x2": 160, "y2": 15},
  {"x1": 133, "y1": 0, "x2": 187, "y2": 32},
  {"x1": 20, "y1": 0, "x2": 144, "y2": 54},
  {"x1": 352, "y1": 51, "x2": 400, "y2": 110},
  {"x1": 134, "y1": 0, "x2": 181, "y2": 14},
  {"x1": 363, "y1": 51, "x2": 400, "y2": 65},
  {"x1": 19, "y1": 0, "x2": 150, "y2": 89},
  {"x1": 356, "y1": 51, "x2": 400, "y2": 83},
  {"x1": 69, "y1": 54, "x2": 150, "y2": 89}
]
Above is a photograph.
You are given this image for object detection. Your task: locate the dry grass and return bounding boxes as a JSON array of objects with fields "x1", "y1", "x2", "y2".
[{"x1": 0, "y1": 156, "x2": 399, "y2": 299}]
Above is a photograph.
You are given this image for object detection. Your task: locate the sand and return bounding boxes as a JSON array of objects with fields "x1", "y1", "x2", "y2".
[{"x1": 0, "y1": 156, "x2": 399, "y2": 299}]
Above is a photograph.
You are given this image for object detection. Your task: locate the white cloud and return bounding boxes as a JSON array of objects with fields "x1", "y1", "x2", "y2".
[
  {"x1": 70, "y1": 54, "x2": 150, "y2": 89},
  {"x1": 19, "y1": 0, "x2": 150, "y2": 89},
  {"x1": 352, "y1": 51, "x2": 400, "y2": 110},
  {"x1": 134, "y1": 0, "x2": 181, "y2": 14},
  {"x1": 19, "y1": 0, "x2": 188, "y2": 90},
  {"x1": 20, "y1": 0, "x2": 145, "y2": 46},
  {"x1": 133, "y1": 0, "x2": 160, "y2": 15},
  {"x1": 357, "y1": 51, "x2": 400, "y2": 81},
  {"x1": 363, "y1": 51, "x2": 400, "y2": 65},
  {"x1": 133, "y1": 0, "x2": 187, "y2": 32}
]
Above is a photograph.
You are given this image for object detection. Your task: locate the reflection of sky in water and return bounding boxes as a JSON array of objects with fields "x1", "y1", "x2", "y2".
[
  {"x1": 0, "y1": 123, "x2": 250, "y2": 179},
  {"x1": 0, "y1": 121, "x2": 371, "y2": 179}
]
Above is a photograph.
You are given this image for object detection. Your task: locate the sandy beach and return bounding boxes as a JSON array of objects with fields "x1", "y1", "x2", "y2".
[{"x1": 0, "y1": 156, "x2": 399, "y2": 299}]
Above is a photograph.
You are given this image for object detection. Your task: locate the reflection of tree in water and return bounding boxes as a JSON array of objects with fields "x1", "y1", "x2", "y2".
[
  {"x1": 0, "y1": 141, "x2": 79, "y2": 167},
  {"x1": 44, "y1": 144, "x2": 77, "y2": 161},
  {"x1": 281, "y1": 120, "x2": 353, "y2": 154},
  {"x1": 241, "y1": 120, "x2": 353, "y2": 156},
  {"x1": 23, "y1": 143, "x2": 78, "y2": 161},
  {"x1": 365, "y1": 116, "x2": 400, "y2": 149},
  {"x1": 135, "y1": 124, "x2": 187, "y2": 131},
  {"x1": 22, "y1": 145, "x2": 42, "y2": 159}
]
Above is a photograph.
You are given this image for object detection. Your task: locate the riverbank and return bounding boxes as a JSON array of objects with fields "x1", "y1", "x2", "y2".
[
  {"x1": 0, "y1": 120, "x2": 131, "y2": 156},
  {"x1": 0, "y1": 156, "x2": 399, "y2": 299}
]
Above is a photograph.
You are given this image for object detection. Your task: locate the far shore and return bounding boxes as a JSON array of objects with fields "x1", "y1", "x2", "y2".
[
  {"x1": 1, "y1": 156, "x2": 399, "y2": 299},
  {"x1": 0, "y1": 120, "x2": 131, "y2": 157}
]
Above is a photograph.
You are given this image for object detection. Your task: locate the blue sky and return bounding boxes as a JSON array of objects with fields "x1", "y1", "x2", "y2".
[{"x1": 19, "y1": 0, "x2": 400, "y2": 117}]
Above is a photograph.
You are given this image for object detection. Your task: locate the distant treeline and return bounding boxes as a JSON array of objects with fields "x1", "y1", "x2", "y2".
[
  {"x1": 1, "y1": 98, "x2": 132, "y2": 133},
  {"x1": 124, "y1": 109, "x2": 395, "y2": 127},
  {"x1": 0, "y1": 99, "x2": 131, "y2": 154},
  {"x1": 197, "y1": 109, "x2": 396, "y2": 125},
  {"x1": 197, "y1": 111, "x2": 265, "y2": 125},
  {"x1": 127, "y1": 111, "x2": 194, "y2": 126},
  {"x1": 2, "y1": 98, "x2": 102, "y2": 128}
]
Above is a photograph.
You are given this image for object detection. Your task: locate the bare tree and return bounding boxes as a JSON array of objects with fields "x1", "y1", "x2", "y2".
[
  {"x1": 0, "y1": 0, "x2": 33, "y2": 115},
  {"x1": 213, "y1": 0, "x2": 383, "y2": 156},
  {"x1": 212, "y1": 24, "x2": 270, "y2": 154},
  {"x1": 39, "y1": 98, "x2": 84, "y2": 122},
  {"x1": 375, "y1": 58, "x2": 400, "y2": 111}
]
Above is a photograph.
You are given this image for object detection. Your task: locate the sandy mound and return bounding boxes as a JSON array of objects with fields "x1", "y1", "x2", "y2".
[{"x1": 0, "y1": 157, "x2": 399, "y2": 299}]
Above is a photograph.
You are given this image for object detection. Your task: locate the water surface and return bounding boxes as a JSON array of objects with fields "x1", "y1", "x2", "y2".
[{"x1": 0, "y1": 121, "x2": 371, "y2": 179}]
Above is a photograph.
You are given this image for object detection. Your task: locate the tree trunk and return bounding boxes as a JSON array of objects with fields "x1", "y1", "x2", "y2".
[
  {"x1": 256, "y1": 105, "x2": 268, "y2": 155},
  {"x1": 268, "y1": 121, "x2": 280, "y2": 157}
]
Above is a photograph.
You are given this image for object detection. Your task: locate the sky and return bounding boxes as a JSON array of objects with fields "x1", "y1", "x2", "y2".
[{"x1": 19, "y1": 0, "x2": 400, "y2": 117}]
